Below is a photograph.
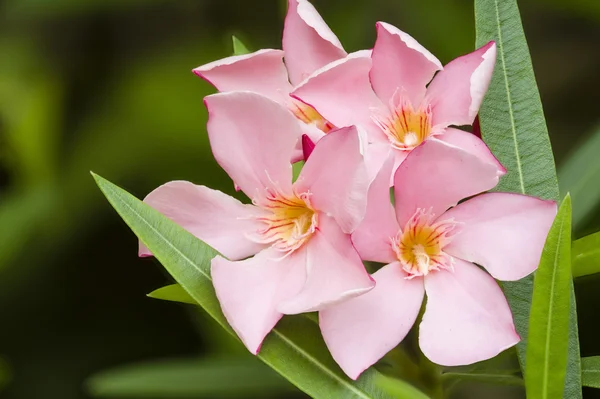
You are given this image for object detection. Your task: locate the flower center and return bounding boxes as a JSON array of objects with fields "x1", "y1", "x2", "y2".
[
  {"x1": 391, "y1": 209, "x2": 457, "y2": 277},
  {"x1": 373, "y1": 98, "x2": 433, "y2": 151},
  {"x1": 289, "y1": 98, "x2": 335, "y2": 133},
  {"x1": 256, "y1": 188, "x2": 318, "y2": 255}
]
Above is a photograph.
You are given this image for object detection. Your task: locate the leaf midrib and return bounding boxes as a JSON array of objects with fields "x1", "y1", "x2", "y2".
[
  {"x1": 101, "y1": 179, "x2": 374, "y2": 399},
  {"x1": 493, "y1": 0, "x2": 526, "y2": 195}
]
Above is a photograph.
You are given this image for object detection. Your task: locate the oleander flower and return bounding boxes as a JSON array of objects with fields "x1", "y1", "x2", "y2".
[
  {"x1": 193, "y1": 0, "x2": 357, "y2": 152},
  {"x1": 319, "y1": 138, "x2": 557, "y2": 379},
  {"x1": 140, "y1": 91, "x2": 374, "y2": 353},
  {"x1": 292, "y1": 22, "x2": 503, "y2": 180}
]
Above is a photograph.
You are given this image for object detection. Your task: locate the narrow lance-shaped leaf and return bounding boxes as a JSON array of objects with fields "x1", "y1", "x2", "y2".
[
  {"x1": 92, "y1": 173, "x2": 410, "y2": 399},
  {"x1": 374, "y1": 375, "x2": 430, "y2": 399},
  {"x1": 581, "y1": 356, "x2": 600, "y2": 389},
  {"x1": 572, "y1": 231, "x2": 600, "y2": 278},
  {"x1": 441, "y1": 371, "x2": 524, "y2": 387},
  {"x1": 232, "y1": 35, "x2": 250, "y2": 56},
  {"x1": 148, "y1": 284, "x2": 196, "y2": 305},
  {"x1": 525, "y1": 194, "x2": 573, "y2": 399},
  {"x1": 475, "y1": 0, "x2": 581, "y2": 395},
  {"x1": 559, "y1": 124, "x2": 600, "y2": 231},
  {"x1": 86, "y1": 356, "x2": 295, "y2": 398}
]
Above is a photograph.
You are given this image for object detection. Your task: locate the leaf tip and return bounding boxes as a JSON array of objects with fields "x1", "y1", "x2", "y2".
[{"x1": 231, "y1": 35, "x2": 250, "y2": 56}]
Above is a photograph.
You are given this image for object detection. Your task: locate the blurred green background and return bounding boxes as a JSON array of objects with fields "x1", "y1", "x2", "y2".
[{"x1": 0, "y1": 0, "x2": 598, "y2": 398}]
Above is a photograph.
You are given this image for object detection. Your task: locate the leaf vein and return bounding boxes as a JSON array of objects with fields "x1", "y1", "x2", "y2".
[{"x1": 493, "y1": 0, "x2": 526, "y2": 194}]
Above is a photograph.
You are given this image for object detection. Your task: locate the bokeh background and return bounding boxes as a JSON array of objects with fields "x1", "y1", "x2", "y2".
[{"x1": 0, "y1": 0, "x2": 598, "y2": 398}]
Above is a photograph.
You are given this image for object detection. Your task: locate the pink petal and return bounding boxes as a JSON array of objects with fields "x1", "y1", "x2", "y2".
[
  {"x1": 205, "y1": 92, "x2": 302, "y2": 201},
  {"x1": 277, "y1": 215, "x2": 375, "y2": 314},
  {"x1": 444, "y1": 192, "x2": 557, "y2": 281},
  {"x1": 211, "y1": 247, "x2": 306, "y2": 354},
  {"x1": 282, "y1": 0, "x2": 347, "y2": 85},
  {"x1": 394, "y1": 139, "x2": 500, "y2": 227},
  {"x1": 352, "y1": 154, "x2": 399, "y2": 263},
  {"x1": 291, "y1": 51, "x2": 384, "y2": 138},
  {"x1": 437, "y1": 127, "x2": 506, "y2": 175},
  {"x1": 294, "y1": 126, "x2": 369, "y2": 233},
  {"x1": 419, "y1": 258, "x2": 520, "y2": 366},
  {"x1": 193, "y1": 49, "x2": 292, "y2": 103},
  {"x1": 320, "y1": 262, "x2": 424, "y2": 380},
  {"x1": 139, "y1": 181, "x2": 266, "y2": 261},
  {"x1": 364, "y1": 140, "x2": 396, "y2": 183},
  {"x1": 370, "y1": 22, "x2": 442, "y2": 106},
  {"x1": 426, "y1": 42, "x2": 496, "y2": 127},
  {"x1": 390, "y1": 149, "x2": 409, "y2": 185}
]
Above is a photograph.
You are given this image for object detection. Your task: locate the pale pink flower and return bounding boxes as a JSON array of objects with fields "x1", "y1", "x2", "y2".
[
  {"x1": 292, "y1": 22, "x2": 504, "y2": 180},
  {"x1": 140, "y1": 91, "x2": 374, "y2": 354},
  {"x1": 319, "y1": 138, "x2": 557, "y2": 379},
  {"x1": 192, "y1": 0, "x2": 354, "y2": 151}
]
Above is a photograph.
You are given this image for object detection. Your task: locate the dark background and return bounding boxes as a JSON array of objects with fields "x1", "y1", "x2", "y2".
[{"x1": 0, "y1": 0, "x2": 598, "y2": 398}]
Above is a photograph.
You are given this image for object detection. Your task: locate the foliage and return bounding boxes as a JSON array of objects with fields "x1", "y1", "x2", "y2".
[
  {"x1": 87, "y1": 356, "x2": 295, "y2": 398},
  {"x1": 525, "y1": 195, "x2": 575, "y2": 398},
  {"x1": 475, "y1": 1, "x2": 582, "y2": 396}
]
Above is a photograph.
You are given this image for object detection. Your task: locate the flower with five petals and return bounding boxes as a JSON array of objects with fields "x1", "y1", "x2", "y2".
[
  {"x1": 292, "y1": 22, "x2": 503, "y2": 180},
  {"x1": 140, "y1": 91, "x2": 374, "y2": 353},
  {"x1": 319, "y1": 139, "x2": 557, "y2": 379}
]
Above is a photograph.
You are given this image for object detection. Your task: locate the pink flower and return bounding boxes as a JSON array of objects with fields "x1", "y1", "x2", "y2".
[
  {"x1": 193, "y1": 0, "x2": 353, "y2": 151},
  {"x1": 319, "y1": 138, "x2": 557, "y2": 380},
  {"x1": 292, "y1": 22, "x2": 504, "y2": 180},
  {"x1": 140, "y1": 91, "x2": 374, "y2": 354}
]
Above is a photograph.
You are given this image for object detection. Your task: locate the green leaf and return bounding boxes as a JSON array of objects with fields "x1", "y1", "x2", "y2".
[
  {"x1": 148, "y1": 284, "x2": 197, "y2": 305},
  {"x1": 374, "y1": 375, "x2": 430, "y2": 399},
  {"x1": 92, "y1": 173, "x2": 395, "y2": 399},
  {"x1": 0, "y1": 42, "x2": 62, "y2": 185},
  {"x1": 559, "y1": 124, "x2": 600, "y2": 231},
  {"x1": 581, "y1": 356, "x2": 600, "y2": 389},
  {"x1": 525, "y1": 195, "x2": 574, "y2": 399},
  {"x1": 572, "y1": 231, "x2": 600, "y2": 278},
  {"x1": 231, "y1": 36, "x2": 250, "y2": 56},
  {"x1": 441, "y1": 370, "x2": 523, "y2": 387},
  {"x1": 87, "y1": 356, "x2": 295, "y2": 398},
  {"x1": 0, "y1": 357, "x2": 10, "y2": 391},
  {"x1": 475, "y1": 1, "x2": 581, "y2": 395},
  {"x1": 292, "y1": 161, "x2": 304, "y2": 182},
  {"x1": 475, "y1": 0, "x2": 559, "y2": 200}
]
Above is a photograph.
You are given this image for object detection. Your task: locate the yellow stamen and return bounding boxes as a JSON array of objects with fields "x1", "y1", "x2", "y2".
[
  {"x1": 289, "y1": 98, "x2": 335, "y2": 133},
  {"x1": 255, "y1": 187, "x2": 318, "y2": 254},
  {"x1": 373, "y1": 97, "x2": 433, "y2": 151},
  {"x1": 392, "y1": 209, "x2": 457, "y2": 277}
]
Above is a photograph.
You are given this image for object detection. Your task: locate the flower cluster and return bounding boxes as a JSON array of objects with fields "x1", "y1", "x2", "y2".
[{"x1": 141, "y1": 0, "x2": 557, "y2": 380}]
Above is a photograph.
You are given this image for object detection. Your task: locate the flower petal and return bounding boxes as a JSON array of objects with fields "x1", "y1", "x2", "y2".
[
  {"x1": 352, "y1": 154, "x2": 399, "y2": 263},
  {"x1": 211, "y1": 247, "x2": 306, "y2": 354},
  {"x1": 294, "y1": 125, "x2": 369, "y2": 233},
  {"x1": 370, "y1": 22, "x2": 442, "y2": 106},
  {"x1": 139, "y1": 181, "x2": 267, "y2": 260},
  {"x1": 426, "y1": 42, "x2": 496, "y2": 127},
  {"x1": 364, "y1": 140, "x2": 396, "y2": 183},
  {"x1": 277, "y1": 215, "x2": 374, "y2": 314},
  {"x1": 283, "y1": 0, "x2": 347, "y2": 85},
  {"x1": 193, "y1": 49, "x2": 292, "y2": 102},
  {"x1": 319, "y1": 262, "x2": 424, "y2": 380},
  {"x1": 205, "y1": 91, "x2": 302, "y2": 201},
  {"x1": 444, "y1": 192, "x2": 557, "y2": 281},
  {"x1": 394, "y1": 139, "x2": 500, "y2": 227},
  {"x1": 437, "y1": 127, "x2": 506, "y2": 175},
  {"x1": 419, "y1": 258, "x2": 520, "y2": 366},
  {"x1": 291, "y1": 51, "x2": 383, "y2": 137}
]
